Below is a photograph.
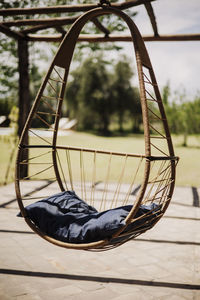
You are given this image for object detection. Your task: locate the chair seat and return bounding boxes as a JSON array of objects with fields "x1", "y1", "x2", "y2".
[{"x1": 18, "y1": 191, "x2": 160, "y2": 244}]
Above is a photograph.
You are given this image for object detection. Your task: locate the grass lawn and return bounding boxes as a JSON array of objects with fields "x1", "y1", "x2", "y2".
[
  {"x1": 0, "y1": 136, "x2": 18, "y2": 186},
  {"x1": 0, "y1": 131, "x2": 200, "y2": 187},
  {"x1": 171, "y1": 135, "x2": 200, "y2": 187}
]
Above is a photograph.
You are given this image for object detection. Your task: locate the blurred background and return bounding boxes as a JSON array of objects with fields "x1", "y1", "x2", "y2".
[{"x1": 0, "y1": 0, "x2": 200, "y2": 187}]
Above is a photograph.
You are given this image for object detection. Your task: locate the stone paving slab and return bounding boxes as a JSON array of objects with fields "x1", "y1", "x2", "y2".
[{"x1": 0, "y1": 182, "x2": 200, "y2": 300}]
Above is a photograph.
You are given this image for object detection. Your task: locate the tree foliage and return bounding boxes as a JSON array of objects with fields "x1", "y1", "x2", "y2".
[
  {"x1": 112, "y1": 58, "x2": 141, "y2": 132},
  {"x1": 0, "y1": 0, "x2": 42, "y2": 118},
  {"x1": 0, "y1": 0, "x2": 137, "y2": 122},
  {"x1": 162, "y1": 84, "x2": 200, "y2": 146},
  {"x1": 66, "y1": 54, "x2": 142, "y2": 135}
]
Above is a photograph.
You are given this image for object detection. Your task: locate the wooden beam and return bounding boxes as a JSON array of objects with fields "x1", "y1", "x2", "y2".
[
  {"x1": 55, "y1": 26, "x2": 66, "y2": 35},
  {"x1": 16, "y1": 17, "x2": 109, "y2": 35},
  {"x1": 18, "y1": 39, "x2": 30, "y2": 178},
  {"x1": 0, "y1": 24, "x2": 25, "y2": 40},
  {"x1": 27, "y1": 33, "x2": 200, "y2": 43},
  {"x1": 119, "y1": 0, "x2": 155, "y2": 10},
  {"x1": 27, "y1": 33, "x2": 66, "y2": 42},
  {"x1": 92, "y1": 18, "x2": 110, "y2": 36},
  {"x1": 144, "y1": 34, "x2": 200, "y2": 41},
  {"x1": 1, "y1": 16, "x2": 78, "y2": 27},
  {"x1": 0, "y1": 4, "x2": 97, "y2": 16},
  {"x1": 21, "y1": 24, "x2": 57, "y2": 35},
  {"x1": 144, "y1": 2, "x2": 158, "y2": 36},
  {"x1": 0, "y1": 0, "x2": 155, "y2": 16}
]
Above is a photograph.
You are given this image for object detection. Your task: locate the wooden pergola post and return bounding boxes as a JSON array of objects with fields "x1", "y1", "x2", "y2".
[{"x1": 17, "y1": 38, "x2": 30, "y2": 178}]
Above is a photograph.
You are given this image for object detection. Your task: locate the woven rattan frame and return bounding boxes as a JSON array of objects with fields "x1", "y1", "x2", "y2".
[{"x1": 15, "y1": 5, "x2": 178, "y2": 251}]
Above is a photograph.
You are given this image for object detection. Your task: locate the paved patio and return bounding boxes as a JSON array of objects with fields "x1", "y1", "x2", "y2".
[{"x1": 0, "y1": 181, "x2": 200, "y2": 299}]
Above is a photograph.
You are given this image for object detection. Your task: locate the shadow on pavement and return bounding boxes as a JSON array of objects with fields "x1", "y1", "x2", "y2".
[{"x1": 0, "y1": 268, "x2": 200, "y2": 290}]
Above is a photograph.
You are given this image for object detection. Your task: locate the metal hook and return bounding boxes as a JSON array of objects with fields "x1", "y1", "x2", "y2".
[{"x1": 98, "y1": 0, "x2": 111, "y2": 7}]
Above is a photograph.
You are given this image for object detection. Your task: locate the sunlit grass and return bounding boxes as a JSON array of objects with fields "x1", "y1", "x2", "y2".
[
  {"x1": 0, "y1": 136, "x2": 18, "y2": 185},
  {"x1": 171, "y1": 135, "x2": 200, "y2": 187},
  {"x1": 0, "y1": 131, "x2": 200, "y2": 187}
]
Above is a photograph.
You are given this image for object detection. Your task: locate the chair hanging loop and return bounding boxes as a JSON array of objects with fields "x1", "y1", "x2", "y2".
[{"x1": 98, "y1": 0, "x2": 111, "y2": 7}]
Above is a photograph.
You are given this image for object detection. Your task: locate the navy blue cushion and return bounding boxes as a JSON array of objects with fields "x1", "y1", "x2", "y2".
[{"x1": 19, "y1": 191, "x2": 159, "y2": 244}]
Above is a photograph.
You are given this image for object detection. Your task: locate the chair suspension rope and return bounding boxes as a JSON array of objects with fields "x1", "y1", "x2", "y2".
[
  {"x1": 100, "y1": 152, "x2": 112, "y2": 211},
  {"x1": 66, "y1": 149, "x2": 74, "y2": 191},
  {"x1": 110, "y1": 154, "x2": 128, "y2": 209},
  {"x1": 56, "y1": 150, "x2": 68, "y2": 190},
  {"x1": 122, "y1": 156, "x2": 144, "y2": 206},
  {"x1": 90, "y1": 150, "x2": 97, "y2": 207}
]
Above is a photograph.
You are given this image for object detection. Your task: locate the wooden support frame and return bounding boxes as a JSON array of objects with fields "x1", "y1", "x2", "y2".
[
  {"x1": 0, "y1": 0, "x2": 155, "y2": 16},
  {"x1": 144, "y1": 2, "x2": 158, "y2": 36},
  {"x1": 0, "y1": 0, "x2": 157, "y2": 39},
  {"x1": 17, "y1": 39, "x2": 30, "y2": 178},
  {"x1": 26, "y1": 33, "x2": 200, "y2": 43},
  {"x1": 0, "y1": 0, "x2": 198, "y2": 43},
  {"x1": 92, "y1": 17, "x2": 110, "y2": 36},
  {"x1": 2, "y1": 16, "x2": 79, "y2": 28},
  {"x1": 0, "y1": 24, "x2": 25, "y2": 40}
]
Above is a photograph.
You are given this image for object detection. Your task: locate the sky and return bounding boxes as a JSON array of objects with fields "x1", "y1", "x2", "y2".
[{"x1": 120, "y1": 0, "x2": 200, "y2": 99}]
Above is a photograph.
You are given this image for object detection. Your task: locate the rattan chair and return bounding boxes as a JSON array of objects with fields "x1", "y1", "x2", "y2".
[{"x1": 15, "y1": 5, "x2": 178, "y2": 251}]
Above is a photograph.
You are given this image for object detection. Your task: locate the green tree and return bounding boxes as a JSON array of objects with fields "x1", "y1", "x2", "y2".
[
  {"x1": 128, "y1": 87, "x2": 142, "y2": 133},
  {"x1": 66, "y1": 54, "x2": 114, "y2": 135},
  {"x1": 162, "y1": 84, "x2": 200, "y2": 147},
  {"x1": 111, "y1": 58, "x2": 142, "y2": 133},
  {"x1": 162, "y1": 84, "x2": 180, "y2": 134},
  {"x1": 66, "y1": 54, "x2": 141, "y2": 135},
  {"x1": 180, "y1": 96, "x2": 200, "y2": 146},
  {"x1": 0, "y1": 33, "x2": 18, "y2": 116},
  {"x1": 191, "y1": 96, "x2": 200, "y2": 134},
  {"x1": 162, "y1": 82, "x2": 170, "y2": 106},
  {"x1": 112, "y1": 58, "x2": 133, "y2": 132},
  {"x1": 162, "y1": 86, "x2": 187, "y2": 145},
  {"x1": 0, "y1": 0, "x2": 42, "y2": 119}
]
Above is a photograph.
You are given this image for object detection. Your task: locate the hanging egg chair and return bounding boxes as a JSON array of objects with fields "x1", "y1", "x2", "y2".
[{"x1": 15, "y1": 4, "x2": 178, "y2": 251}]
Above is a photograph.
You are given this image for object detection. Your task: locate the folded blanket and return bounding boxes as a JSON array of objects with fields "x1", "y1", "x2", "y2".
[{"x1": 18, "y1": 191, "x2": 159, "y2": 244}]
